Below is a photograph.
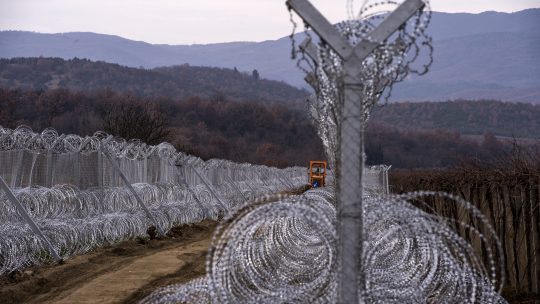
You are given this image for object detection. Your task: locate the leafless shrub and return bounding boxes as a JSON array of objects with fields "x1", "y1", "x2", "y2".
[
  {"x1": 103, "y1": 99, "x2": 170, "y2": 145},
  {"x1": 391, "y1": 144, "x2": 540, "y2": 302}
]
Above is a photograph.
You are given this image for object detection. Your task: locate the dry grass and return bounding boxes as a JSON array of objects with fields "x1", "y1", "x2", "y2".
[{"x1": 391, "y1": 144, "x2": 540, "y2": 302}]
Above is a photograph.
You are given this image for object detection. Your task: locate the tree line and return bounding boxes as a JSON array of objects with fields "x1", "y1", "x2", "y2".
[
  {"x1": 0, "y1": 57, "x2": 309, "y2": 104},
  {"x1": 1, "y1": 87, "x2": 531, "y2": 168},
  {"x1": 371, "y1": 100, "x2": 540, "y2": 139}
]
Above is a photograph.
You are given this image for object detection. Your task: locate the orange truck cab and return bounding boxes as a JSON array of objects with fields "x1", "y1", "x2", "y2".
[{"x1": 308, "y1": 161, "x2": 327, "y2": 188}]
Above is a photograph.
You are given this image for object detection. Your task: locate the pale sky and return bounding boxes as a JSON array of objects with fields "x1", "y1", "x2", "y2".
[{"x1": 1, "y1": 0, "x2": 539, "y2": 45}]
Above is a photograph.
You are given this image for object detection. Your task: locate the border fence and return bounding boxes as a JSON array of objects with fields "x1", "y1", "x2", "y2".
[
  {"x1": 0, "y1": 125, "x2": 390, "y2": 276},
  {"x1": 391, "y1": 169, "x2": 540, "y2": 300},
  {"x1": 0, "y1": 125, "x2": 306, "y2": 275}
]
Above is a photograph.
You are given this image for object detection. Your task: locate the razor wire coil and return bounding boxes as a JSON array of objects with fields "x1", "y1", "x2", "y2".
[{"x1": 0, "y1": 125, "x2": 307, "y2": 275}]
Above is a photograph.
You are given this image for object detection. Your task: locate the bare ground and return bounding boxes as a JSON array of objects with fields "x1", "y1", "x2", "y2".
[
  {"x1": 0, "y1": 187, "x2": 310, "y2": 304},
  {"x1": 0, "y1": 220, "x2": 216, "y2": 304}
]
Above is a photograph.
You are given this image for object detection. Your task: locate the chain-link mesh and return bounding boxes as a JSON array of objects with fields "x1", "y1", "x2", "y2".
[
  {"x1": 0, "y1": 1, "x2": 510, "y2": 302},
  {"x1": 138, "y1": 1, "x2": 506, "y2": 301},
  {"x1": 0, "y1": 125, "x2": 306, "y2": 275}
]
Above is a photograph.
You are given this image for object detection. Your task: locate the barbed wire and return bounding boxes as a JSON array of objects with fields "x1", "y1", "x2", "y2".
[
  {"x1": 0, "y1": 125, "x2": 307, "y2": 275},
  {"x1": 142, "y1": 188, "x2": 506, "y2": 303},
  {"x1": 141, "y1": 1, "x2": 506, "y2": 302},
  {"x1": 295, "y1": 0, "x2": 433, "y2": 167}
]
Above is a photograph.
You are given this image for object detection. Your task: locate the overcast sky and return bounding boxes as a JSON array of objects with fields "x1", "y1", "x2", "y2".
[{"x1": 1, "y1": 0, "x2": 539, "y2": 44}]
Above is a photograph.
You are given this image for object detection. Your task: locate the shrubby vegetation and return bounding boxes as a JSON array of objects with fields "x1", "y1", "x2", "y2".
[
  {"x1": 372, "y1": 100, "x2": 540, "y2": 139},
  {"x1": 0, "y1": 57, "x2": 309, "y2": 103},
  {"x1": 391, "y1": 145, "x2": 540, "y2": 301},
  {"x1": 2, "y1": 87, "x2": 536, "y2": 168},
  {"x1": 1, "y1": 57, "x2": 537, "y2": 168},
  {"x1": 364, "y1": 122, "x2": 514, "y2": 168}
]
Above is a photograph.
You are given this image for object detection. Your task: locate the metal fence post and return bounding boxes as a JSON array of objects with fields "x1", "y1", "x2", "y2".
[
  {"x1": 174, "y1": 165, "x2": 209, "y2": 213},
  {"x1": 97, "y1": 150, "x2": 103, "y2": 188},
  {"x1": 286, "y1": 0, "x2": 426, "y2": 302},
  {"x1": 74, "y1": 152, "x2": 81, "y2": 188},
  {"x1": 191, "y1": 166, "x2": 228, "y2": 211},
  {"x1": 239, "y1": 169, "x2": 257, "y2": 196},
  {"x1": 101, "y1": 148, "x2": 166, "y2": 236},
  {"x1": 11, "y1": 151, "x2": 24, "y2": 188},
  {"x1": 0, "y1": 176, "x2": 62, "y2": 262},
  {"x1": 46, "y1": 150, "x2": 54, "y2": 187},
  {"x1": 337, "y1": 67, "x2": 366, "y2": 301},
  {"x1": 385, "y1": 166, "x2": 392, "y2": 194},
  {"x1": 219, "y1": 162, "x2": 249, "y2": 201}
]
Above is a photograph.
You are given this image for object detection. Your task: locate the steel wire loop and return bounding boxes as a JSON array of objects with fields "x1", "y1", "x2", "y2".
[
  {"x1": 0, "y1": 125, "x2": 306, "y2": 275},
  {"x1": 143, "y1": 189, "x2": 506, "y2": 303}
]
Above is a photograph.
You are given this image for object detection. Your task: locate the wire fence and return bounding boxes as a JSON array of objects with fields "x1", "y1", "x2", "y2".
[
  {"x1": 0, "y1": 124, "x2": 391, "y2": 278},
  {"x1": 392, "y1": 169, "x2": 540, "y2": 300},
  {"x1": 138, "y1": 0, "x2": 498, "y2": 303},
  {"x1": 0, "y1": 125, "x2": 307, "y2": 275},
  {"x1": 137, "y1": 0, "x2": 508, "y2": 302},
  {"x1": 0, "y1": 1, "x2": 510, "y2": 302}
]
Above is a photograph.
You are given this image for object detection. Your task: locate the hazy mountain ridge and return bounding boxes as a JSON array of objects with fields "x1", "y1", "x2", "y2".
[
  {"x1": 394, "y1": 31, "x2": 540, "y2": 103},
  {"x1": 0, "y1": 57, "x2": 309, "y2": 102},
  {"x1": 0, "y1": 9, "x2": 539, "y2": 102},
  {"x1": 424, "y1": 9, "x2": 539, "y2": 39}
]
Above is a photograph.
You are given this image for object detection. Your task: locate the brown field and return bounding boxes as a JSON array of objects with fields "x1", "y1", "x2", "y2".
[{"x1": 391, "y1": 157, "x2": 540, "y2": 303}]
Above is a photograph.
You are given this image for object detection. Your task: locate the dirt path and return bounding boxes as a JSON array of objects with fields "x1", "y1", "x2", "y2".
[
  {"x1": 0, "y1": 221, "x2": 216, "y2": 304},
  {"x1": 53, "y1": 239, "x2": 209, "y2": 304},
  {"x1": 0, "y1": 188, "x2": 309, "y2": 304}
]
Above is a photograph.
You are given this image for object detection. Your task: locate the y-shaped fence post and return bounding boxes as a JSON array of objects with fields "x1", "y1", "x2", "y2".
[
  {"x1": 101, "y1": 147, "x2": 166, "y2": 236},
  {"x1": 0, "y1": 176, "x2": 62, "y2": 262},
  {"x1": 286, "y1": 0, "x2": 426, "y2": 302}
]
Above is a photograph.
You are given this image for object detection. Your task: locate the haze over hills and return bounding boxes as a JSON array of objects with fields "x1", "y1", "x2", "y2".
[{"x1": 0, "y1": 9, "x2": 539, "y2": 103}]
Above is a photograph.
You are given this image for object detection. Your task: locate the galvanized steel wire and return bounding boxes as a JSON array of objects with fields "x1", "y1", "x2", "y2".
[
  {"x1": 142, "y1": 188, "x2": 506, "y2": 303},
  {"x1": 0, "y1": 125, "x2": 306, "y2": 275},
  {"x1": 143, "y1": 0, "x2": 506, "y2": 302}
]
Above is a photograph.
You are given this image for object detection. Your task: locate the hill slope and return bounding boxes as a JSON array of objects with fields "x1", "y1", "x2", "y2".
[
  {"x1": 1, "y1": 58, "x2": 538, "y2": 139},
  {"x1": 2, "y1": 86, "x2": 538, "y2": 168},
  {"x1": 1, "y1": 9, "x2": 539, "y2": 102},
  {"x1": 0, "y1": 57, "x2": 308, "y2": 102},
  {"x1": 393, "y1": 32, "x2": 540, "y2": 103},
  {"x1": 371, "y1": 100, "x2": 540, "y2": 139}
]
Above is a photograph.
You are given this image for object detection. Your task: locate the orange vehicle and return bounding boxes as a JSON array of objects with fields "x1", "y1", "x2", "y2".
[{"x1": 308, "y1": 161, "x2": 327, "y2": 188}]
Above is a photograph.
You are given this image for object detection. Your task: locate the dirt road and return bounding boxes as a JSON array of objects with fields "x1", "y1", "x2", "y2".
[
  {"x1": 0, "y1": 188, "x2": 309, "y2": 304},
  {"x1": 0, "y1": 221, "x2": 216, "y2": 304}
]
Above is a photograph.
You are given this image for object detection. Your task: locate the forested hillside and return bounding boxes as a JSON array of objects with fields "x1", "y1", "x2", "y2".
[
  {"x1": 371, "y1": 100, "x2": 540, "y2": 139},
  {"x1": 0, "y1": 57, "x2": 309, "y2": 103},
  {"x1": 2, "y1": 87, "x2": 535, "y2": 168},
  {"x1": 2, "y1": 9, "x2": 539, "y2": 102},
  {"x1": 0, "y1": 87, "x2": 322, "y2": 167},
  {"x1": 2, "y1": 57, "x2": 539, "y2": 139}
]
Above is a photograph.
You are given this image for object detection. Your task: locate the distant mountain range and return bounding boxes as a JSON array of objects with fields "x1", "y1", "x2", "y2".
[{"x1": 1, "y1": 9, "x2": 539, "y2": 103}]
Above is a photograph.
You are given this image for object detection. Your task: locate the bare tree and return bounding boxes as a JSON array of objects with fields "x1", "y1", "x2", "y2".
[{"x1": 103, "y1": 99, "x2": 170, "y2": 145}]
